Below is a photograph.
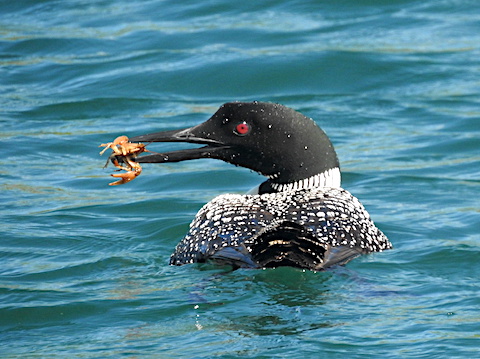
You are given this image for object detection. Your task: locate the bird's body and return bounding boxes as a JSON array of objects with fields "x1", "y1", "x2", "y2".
[
  {"x1": 129, "y1": 101, "x2": 392, "y2": 270},
  {"x1": 171, "y1": 187, "x2": 390, "y2": 270}
]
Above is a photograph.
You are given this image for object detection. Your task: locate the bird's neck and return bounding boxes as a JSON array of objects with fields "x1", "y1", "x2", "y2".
[{"x1": 257, "y1": 167, "x2": 341, "y2": 194}]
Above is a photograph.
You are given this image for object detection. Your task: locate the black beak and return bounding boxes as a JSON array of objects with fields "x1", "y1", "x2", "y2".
[{"x1": 129, "y1": 126, "x2": 229, "y2": 163}]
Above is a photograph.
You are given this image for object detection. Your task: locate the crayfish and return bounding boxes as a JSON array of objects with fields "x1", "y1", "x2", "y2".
[{"x1": 99, "y1": 135, "x2": 148, "y2": 185}]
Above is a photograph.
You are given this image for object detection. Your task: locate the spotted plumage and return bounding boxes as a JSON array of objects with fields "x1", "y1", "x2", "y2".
[
  {"x1": 170, "y1": 187, "x2": 390, "y2": 270},
  {"x1": 130, "y1": 101, "x2": 392, "y2": 270}
]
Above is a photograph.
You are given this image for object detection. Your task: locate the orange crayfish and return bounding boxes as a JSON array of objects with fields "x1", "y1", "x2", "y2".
[{"x1": 99, "y1": 135, "x2": 148, "y2": 185}]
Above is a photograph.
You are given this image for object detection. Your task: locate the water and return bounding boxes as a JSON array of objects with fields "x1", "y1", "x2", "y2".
[{"x1": 1, "y1": 0, "x2": 479, "y2": 357}]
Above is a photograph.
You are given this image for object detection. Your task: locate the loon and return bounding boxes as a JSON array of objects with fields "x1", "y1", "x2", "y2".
[{"x1": 130, "y1": 101, "x2": 392, "y2": 270}]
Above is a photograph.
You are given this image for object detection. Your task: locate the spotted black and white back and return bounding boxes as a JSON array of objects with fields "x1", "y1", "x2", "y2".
[{"x1": 170, "y1": 187, "x2": 391, "y2": 270}]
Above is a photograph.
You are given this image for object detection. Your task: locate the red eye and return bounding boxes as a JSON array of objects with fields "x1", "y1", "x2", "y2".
[{"x1": 235, "y1": 122, "x2": 250, "y2": 136}]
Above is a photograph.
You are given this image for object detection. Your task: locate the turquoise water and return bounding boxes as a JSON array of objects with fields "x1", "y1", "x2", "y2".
[{"x1": 1, "y1": 0, "x2": 479, "y2": 357}]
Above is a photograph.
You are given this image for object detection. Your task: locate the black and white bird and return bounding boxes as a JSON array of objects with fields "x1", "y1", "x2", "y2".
[{"x1": 130, "y1": 101, "x2": 392, "y2": 270}]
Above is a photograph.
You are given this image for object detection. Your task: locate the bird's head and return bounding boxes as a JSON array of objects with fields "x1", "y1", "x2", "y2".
[{"x1": 131, "y1": 102, "x2": 340, "y2": 192}]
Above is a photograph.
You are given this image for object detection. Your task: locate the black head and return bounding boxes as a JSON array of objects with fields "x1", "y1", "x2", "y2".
[{"x1": 130, "y1": 102, "x2": 340, "y2": 191}]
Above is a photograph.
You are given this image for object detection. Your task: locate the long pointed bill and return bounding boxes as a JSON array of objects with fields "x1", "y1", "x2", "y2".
[{"x1": 129, "y1": 127, "x2": 229, "y2": 163}]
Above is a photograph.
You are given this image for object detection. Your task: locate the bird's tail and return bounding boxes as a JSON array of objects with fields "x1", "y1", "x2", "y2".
[{"x1": 250, "y1": 221, "x2": 362, "y2": 270}]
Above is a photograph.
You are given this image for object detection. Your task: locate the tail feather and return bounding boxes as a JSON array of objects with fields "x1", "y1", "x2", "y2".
[{"x1": 250, "y1": 221, "x2": 362, "y2": 270}]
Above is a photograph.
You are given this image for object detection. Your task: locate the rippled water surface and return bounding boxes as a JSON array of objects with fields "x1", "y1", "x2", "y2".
[{"x1": 1, "y1": 0, "x2": 479, "y2": 358}]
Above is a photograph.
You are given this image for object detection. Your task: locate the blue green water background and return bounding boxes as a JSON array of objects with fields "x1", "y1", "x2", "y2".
[{"x1": 1, "y1": 1, "x2": 479, "y2": 357}]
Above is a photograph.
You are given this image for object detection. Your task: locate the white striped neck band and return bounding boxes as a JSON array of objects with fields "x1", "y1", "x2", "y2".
[{"x1": 270, "y1": 167, "x2": 341, "y2": 192}]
